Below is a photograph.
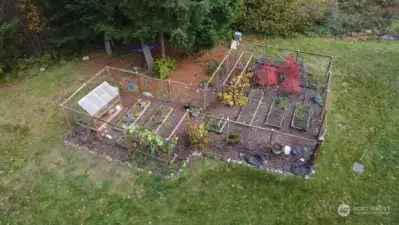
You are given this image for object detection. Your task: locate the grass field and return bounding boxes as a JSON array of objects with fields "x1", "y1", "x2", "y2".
[{"x1": 1, "y1": 38, "x2": 398, "y2": 225}]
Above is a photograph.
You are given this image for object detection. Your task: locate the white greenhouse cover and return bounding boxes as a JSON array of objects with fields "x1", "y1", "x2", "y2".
[{"x1": 78, "y1": 81, "x2": 119, "y2": 116}]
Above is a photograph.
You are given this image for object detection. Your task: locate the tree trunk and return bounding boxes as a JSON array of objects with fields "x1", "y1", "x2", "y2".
[
  {"x1": 104, "y1": 40, "x2": 112, "y2": 56},
  {"x1": 104, "y1": 34, "x2": 113, "y2": 56},
  {"x1": 160, "y1": 30, "x2": 166, "y2": 57},
  {"x1": 141, "y1": 42, "x2": 154, "y2": 73}
]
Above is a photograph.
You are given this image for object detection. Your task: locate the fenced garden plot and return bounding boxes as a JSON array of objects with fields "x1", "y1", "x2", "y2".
[
  {"x1": 60, "y1": 41, "x2": 332, "y2": 174},
  {"x1": 265, "y1": 96, "x2": 288, "y2": 128}
]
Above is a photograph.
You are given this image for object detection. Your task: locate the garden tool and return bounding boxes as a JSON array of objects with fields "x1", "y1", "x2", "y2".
[{"x1": 352, "y1": 149, "x2": 368, "y2": 173}]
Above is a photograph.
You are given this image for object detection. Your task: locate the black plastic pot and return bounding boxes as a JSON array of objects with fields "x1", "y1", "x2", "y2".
[
  {"x1": 184, "y1": 103, "x2": 191, "y2": 110},
  {"x1": 244, "y1": 154, "x2": 265, "y2": 168},
  {"x1": 272, "y1": 143, "x2": 283, "y2": 155}
]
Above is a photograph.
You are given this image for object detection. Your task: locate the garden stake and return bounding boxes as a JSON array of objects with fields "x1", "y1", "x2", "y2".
[
  {"x1": 352, "y1": 149, "x2": 368, "y2": 174},
  {"x1": 269, "y1": 129, "x2": 274, "y2": 146}
]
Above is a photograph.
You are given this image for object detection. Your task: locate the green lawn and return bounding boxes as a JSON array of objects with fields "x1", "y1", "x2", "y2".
[{"x1": 1, "y1": 39, "x2": 398, "y2": 225}]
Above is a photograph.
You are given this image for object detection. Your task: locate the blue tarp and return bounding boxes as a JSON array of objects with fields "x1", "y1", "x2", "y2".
[{"x1": 131, "y1": 45, "x2": 156, "y2": 53}]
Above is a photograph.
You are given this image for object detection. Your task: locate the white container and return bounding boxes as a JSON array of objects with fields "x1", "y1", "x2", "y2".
[{"x1": 284, "y1": 146, "x2": 291, "y2": 155}]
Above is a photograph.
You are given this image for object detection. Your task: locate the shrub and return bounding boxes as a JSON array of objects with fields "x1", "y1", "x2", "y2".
[
  {"x1": 236, "y1": 0, "x2": 300, "y2": 36},
  {"x1": 227, "y1": 134, "x2": 241, "y2": 145},
  {"x1": 186, "y1": 119, "x2": 210, "y2": 150},
  {"x1": 153, "y1": 57, "x2": 177, "y2": 80},
  {"x1": 16, "y1": 54, "x2": 53, "y2": 71},
  {"x1": 206, "y1": 60, "x2": 226, "y2": 76},
  {"x1": 203, "y1": 151, "x2": 217, "y2": 159},
  {"x1": 218, "y1": 73, "x2": 252, "y2": 107}
]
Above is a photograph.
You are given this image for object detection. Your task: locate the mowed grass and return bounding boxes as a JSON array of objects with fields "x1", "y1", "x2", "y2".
[{"x1": 1, "y1": 39, "x2": 399, "y2": 225}]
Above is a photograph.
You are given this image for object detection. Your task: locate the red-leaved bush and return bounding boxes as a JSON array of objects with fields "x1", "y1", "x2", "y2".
[
  {"x1": 278, "y1": 56, "x2": 301, "y2": 94},
  {"x1": 253, "y1": 64, "x2": 278, "y2": 88}
]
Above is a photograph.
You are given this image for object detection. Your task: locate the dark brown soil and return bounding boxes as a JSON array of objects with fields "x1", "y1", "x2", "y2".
[
  {"x1": 265, "y1": 97, "x2": 287, "y2": 128},
  {"x1": 65, "y1": 126, "x2": 131, "y2": 163},
  {"x1": 292, "y1": 104, "x2": 312, "y2": 130},
  {"x1": 144, "y1": 106, "x2": 173, "y2": 131},
  {"x1": 171, "y1": 45, "x2": 229, "y2": 85}
]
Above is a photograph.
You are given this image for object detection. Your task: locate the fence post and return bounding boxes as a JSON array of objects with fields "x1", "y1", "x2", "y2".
[
  {"x1": 106, "y1": 65, "x2": 111, "y2": 83},
  {"x1": 152, "y1": 80, "x2": 157, "y2": 99},
  {"x1": 60, "y1": 105, "x2": 71, "y2": 129},
  {"x1": 167, "y1": 80, "x2": 172, "y2": 102},
  {"x1": 269, "y1": 129, "x2": 274, "y2": 146},
  {"x1": 296, "y1": 50, "x2": 300, "y2": 63},
  {"x1": 203, "y1": 89, "x2": 206, "y2": 109},
  {"x1": 318, "y1": 111, "x2": 327, "y2": 138},
  {"x1": 226, "y1": 117, "x2": 230, "y2": 139},
  {"x1": 137, "y1": 76, "x2": 142, "y2": 94},
  {"x1": 310, "y1": 139, "x2": 323, "y2": 167}
]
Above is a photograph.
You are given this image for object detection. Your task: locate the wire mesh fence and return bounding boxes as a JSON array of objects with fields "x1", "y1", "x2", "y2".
[{"x1": 199, "y1": 113, "x2": 318, "y2": 158}]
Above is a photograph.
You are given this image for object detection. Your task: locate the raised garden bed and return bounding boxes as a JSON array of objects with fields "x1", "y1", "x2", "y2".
[
  {"x1": 114, "y1": 99, "x2": 151, "y2": 131},
  {"x1": 236, "y1": 89, "x2": 263, "y2": 124},
  {"x1": 265, "y1": 97, "x2": 288, "y2": 128},
  {"x1": 291, "y1": 104, "x2": 312, "y2": 131},
  {"x1": 145, "y1": 105, "x2": 174, "y2": 132},
  {"x1": 205, "y1": 114, "x2": 228, "y2": 134}
]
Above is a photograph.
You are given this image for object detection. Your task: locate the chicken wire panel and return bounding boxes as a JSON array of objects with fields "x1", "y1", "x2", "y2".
[
  {"x1": 78, "y1": 81, "x2": 119, "y2": 116},
  {"x1": 64, "y1": 107, "x2": 94, "y2": 128},
  {"x1": 203, "y1": 89, "x2": 218, "y2": 109},
  {"x1": 109, "y1": 68, "x2": 140, "y2": 92},
  {"x1": 169, "y1": 82, "x2": 203, "y2": 107},
  {"x1": 218, "y1": 121, "x2": 272, "y2": 153},
  {"x1": 140, "y1": 77, "x2": 153, "y2": 95},
  {"x1": 156, "y1": 80, "x2": 170, "y2": 101},
  {"x1": 298, "y1": 53, "x2": 330, "y2": 91}
]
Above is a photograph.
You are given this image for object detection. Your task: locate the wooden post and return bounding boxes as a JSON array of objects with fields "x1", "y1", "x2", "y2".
[
  {"x1": 152, "y1": 80, "x2": 157, "y2": 99},
  {"x1": 93, "y1": 117, "x2": 101, "y2": 140},
  {"x1": 325, "y1": 56, "x2": 332, "y2": 78},
  {"x1": 137, "y1": 76, "x2": 142, "y2": 94},
  {"x1": 318, "y1": 110, "x2": 327, "y2": 138},
  {"x1": 106, "y1": 65, "x2": 112, "y2": 83},
  {"x1": 269, "y1": 129, "x2": 274, "y2": 146},
  {"x1": 167, "y1": 144, "x2": 171, "y2": 164},
  {"x1": 321, "y1": 89, "x2": 329, "y2": 117},
  {"x1": 203, "y1": 89, "x2": 206, "y2": 109},
  {"x1": 310, "y1": 141, "x2": 323, "y2": 167},
  {"x1": 167, "y1": 80, "x2": 172, "y2": 102},
  {"x1": 296, "y1": 50, "x2": 300, "y2": 63},
  {"x1": 226, "y1": 117, "x2": 230, "y2": 139},
  {"x1": 60, "y1": 106, "x2": 71, "y2": 129},
  {"x1": 84, "y1": 83, "x2": 89, "y2": 94}
]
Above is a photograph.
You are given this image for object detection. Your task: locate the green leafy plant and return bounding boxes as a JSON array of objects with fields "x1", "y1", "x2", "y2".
[
  {"x1": 218, "y1": 73, "x2": 252, "y2": 107},
  {"x1": 128, "y1": 125, "x2": 178, "y2": 154},
  {"x1": 227, "y1": 134, "x2": 241, "y2": 145},
  {"x1": 153, "y1": 57, "x2": 177, "y2": 80},
  {"x1": 186, "y1": 119, "x2": 210, "y2": 150},
  {"x1": 16, "y1": 54, "x2": 53, "y2": 71},
  {"x1": 203, "y1": 151, "x2": 217, "y2": 159},
  {"x1": 206, "y1": 60, "x2": 226, "y2": 76},
  {"x1": 276, "y1": 97, "x2": 289, "y2": 110}
]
